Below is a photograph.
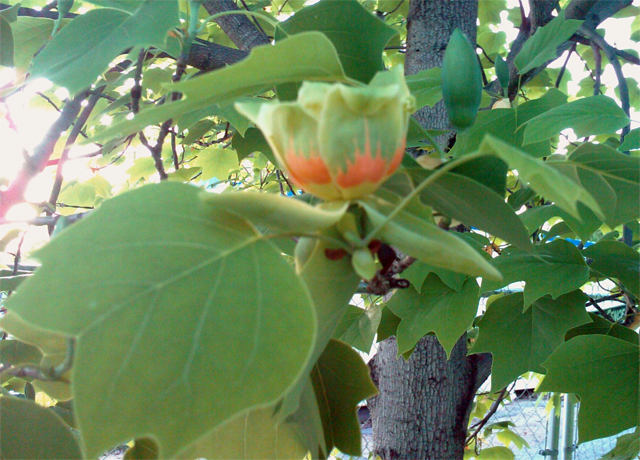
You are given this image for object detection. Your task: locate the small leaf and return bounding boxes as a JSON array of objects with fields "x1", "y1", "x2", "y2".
[
  {"x1": 0, "y1": 397, "x2": 82, "y2": 460},
  {"x1": 566, "y1": 313, "x2": 639, "y2": 345},
  {"x1": 619, "y1": 128, "x2": 639, "y2": 151},
  {"x1": 476, "y1": 446, "x2": 515, "y2": 460},
  {"x1": 522, "y1": 96, "x2": 629, "y2": 145},
  {"x1": 515, "y1": 11, "x2": 583, "y2": 74},
  {"x1": 539, "y1": 335, "x2": 639, "y2": 442},
  {"x1": 30, "y1": 1, "x2": 179, "y2": 95},
  {"x1": 472, "y1": 291, "x2": 591, "y2": 391},
  {"x1": 232, "y1": 127, "x2": 275, "y2": 163},
  {"x1": 377, "y1": 306, "x2": 401, "y2": 342},
  {"x1": 389, "y1": 274, "x2": 479, "y2": 357},
  {"x1": 189, "y1": 146, "x2": 238, "y2": 182}
]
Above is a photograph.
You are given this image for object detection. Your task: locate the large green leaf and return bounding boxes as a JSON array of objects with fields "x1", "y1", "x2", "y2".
[
  {"x1": 539, "y1": 335, "x2": 639, "y2": 442},
  {"x1": 388, "y1": 274, "x2": 479, "y2": 357},
  {"x1": 402, "y1": 259, "x2": 467, "y2": 293},
  {"x1": 514, "y1": 11, "x2": 583, "y2": 74},
  {"x1": 409, "y1": 168, "x2": 533, "y2": 250},
  {"x1": 311, "y1": 339, "x2": 378, "y2": 456},
  {"x1": 201, "y1": 191, "x2": 348, "y2": 234},
  {"x1": 0, "y1": 397, "x2": 82, "y2": 460},
  {"x1": 360, "y1": 199, "x2": 502, "y2": 280},
  {"x1": 279, "y1": 0, "x2": 396, "y2": 83},
  {"x1": 334, "y1": 303, "x2": 381, "y2": 354},
  {"x1": 551, "y1": 143, "x2": 640, "y2": 227},
  {"x1": 92, "y1": 32, "x2": 346, "y2": 144},
  {"x1": 232, "y1": 127, "x2": 276, "y2": 163},
  {"x1": 522, "y1": 96, "x2": 630, "y2": 145},
  {"x1": 472, "y1": 291, "x2": 591, "y2": 391},
  {"x1": 584, "y1": 241, "x2": 640, "y2": 298},
  {"x1": 482, "y1": 239, "x2": 589, "y2": 307},
  {"x1": 450, "y1": 89, "x2": 568, "y2": 159},
  {"x1": 29, "y1": 1, "x2": 179, "y2": 95},
  {"x1": 619, "y1": 127, "x2": 639, "y2": 151},
  {"x1": 6, "y1": 182, "x2": 316, "y2": 458},
  {"x1": 479, "y1": 136, "x2": 604, "y2": 221}
]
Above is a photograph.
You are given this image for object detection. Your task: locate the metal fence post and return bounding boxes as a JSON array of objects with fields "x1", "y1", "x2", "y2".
[
  {"x1": 540, "y1": 393, "x2": 561, "y2": 460},
  {"x1": 561, "y1": 394, "x2": 577, "y2": 460}
]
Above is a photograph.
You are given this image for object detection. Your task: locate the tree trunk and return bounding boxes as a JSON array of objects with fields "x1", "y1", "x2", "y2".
[{"x1": 369, "y1": 2, "x2": 491, "y2": 459}]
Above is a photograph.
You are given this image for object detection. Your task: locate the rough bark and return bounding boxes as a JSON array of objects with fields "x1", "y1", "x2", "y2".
[
  {"x1": 369, "y1": 336, "x2": 491, "y2": 460},
  {"x1": 202, "y1": 0, "x2": 270, "y2": 51},
  {"x1": 369, "y1": 2, "x2": 493, "y2": 459}
]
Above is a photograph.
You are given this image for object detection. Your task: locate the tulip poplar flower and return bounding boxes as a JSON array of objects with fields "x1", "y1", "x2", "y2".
[{"x1": 236, "y1": 66, "x2": 415, "y2": 201}]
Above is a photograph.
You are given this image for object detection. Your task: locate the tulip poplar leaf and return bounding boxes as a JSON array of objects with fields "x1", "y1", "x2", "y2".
[
  {"x1": 583, "y1": 241, "x2": 640, "y2": 298},
  {"x1": 91, "y1": 32, "x2": 347, "y2": 144},
  {"x1": 6, "y1": 182, "x2": 317, "y2": 459},
  {"x1": 538, "y1": 335, "x2": 639, "y2": 442},
  {"x1": 565, "y1": 313, "x2": 639, "y2": 345},
  {"x1": 514, "y1": 11, "x2": 583, "y2": 74},
  {"x1": 0, "y1": 397, "x2": 82, "y2": 460},
  {"x1": 482, "y1": 239, "x2": 589, "y2": 307},
  {"x1": 200, "y1": 191, "x2": 348, "y2": 235},
  {"x1": 389, "y1": 274, "x2": 479, "y2": 358},
  {"x1": 334, "y1": 303, "x2": 382, "y2": 353},
  {"x1": 361, "y1": 200, "x2": 502, "y2": 280},
  {"x1": 522, "y1": 96, "x2": 629, "y2": 146},
  {"x1": 549, "y1": 143, "x2": 640, "y2": 228},
  {"x1": 29, "y1": 1, "x2": 179, "y2": 95},
  {"x1": 479, "y1": 136, "x2": 604, "y2": 221},
  {"x1": 471, "y1": 291, "x2": 591, "y2": 391},
  {"x1": 279, "y1": 0, "x2": 397, "y2": 83}
]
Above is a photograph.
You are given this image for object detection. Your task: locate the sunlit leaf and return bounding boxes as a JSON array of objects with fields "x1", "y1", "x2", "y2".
[
  {"x1": 334, "y1": 303, "x2": 381, "y2": 353},
  {"x1": 6, "y1": 182, "x2": 316, "y2": 458},
  {"x1": 29, "y1": 1, "x2": 179, "y2": 95}
]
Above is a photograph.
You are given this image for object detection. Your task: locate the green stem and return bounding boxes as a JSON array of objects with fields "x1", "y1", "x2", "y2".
[{"x1": 362, "y1": 150, "x2": 488, "y2": 243}]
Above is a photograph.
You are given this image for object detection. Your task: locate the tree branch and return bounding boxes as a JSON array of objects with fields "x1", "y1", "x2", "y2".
[
  {"x1": 0, "y1": 91, "x2": 88, "y2": 218},
  {"x1": 201, "y1": 0, "x2": 270, "y2": 51}
]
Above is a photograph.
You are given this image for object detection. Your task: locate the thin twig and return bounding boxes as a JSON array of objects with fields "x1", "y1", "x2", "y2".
[
  {"x1": 466, "y1": 387, "x2": 509, "y2": 445},
  {"x1": 554, "y1": 42, "x2": 575, "y2": 88}
]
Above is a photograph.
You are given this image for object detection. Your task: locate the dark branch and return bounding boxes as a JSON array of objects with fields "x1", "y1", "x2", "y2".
[{"x1": 201, "y1": 0, "x2": 270, "y2": 51}]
